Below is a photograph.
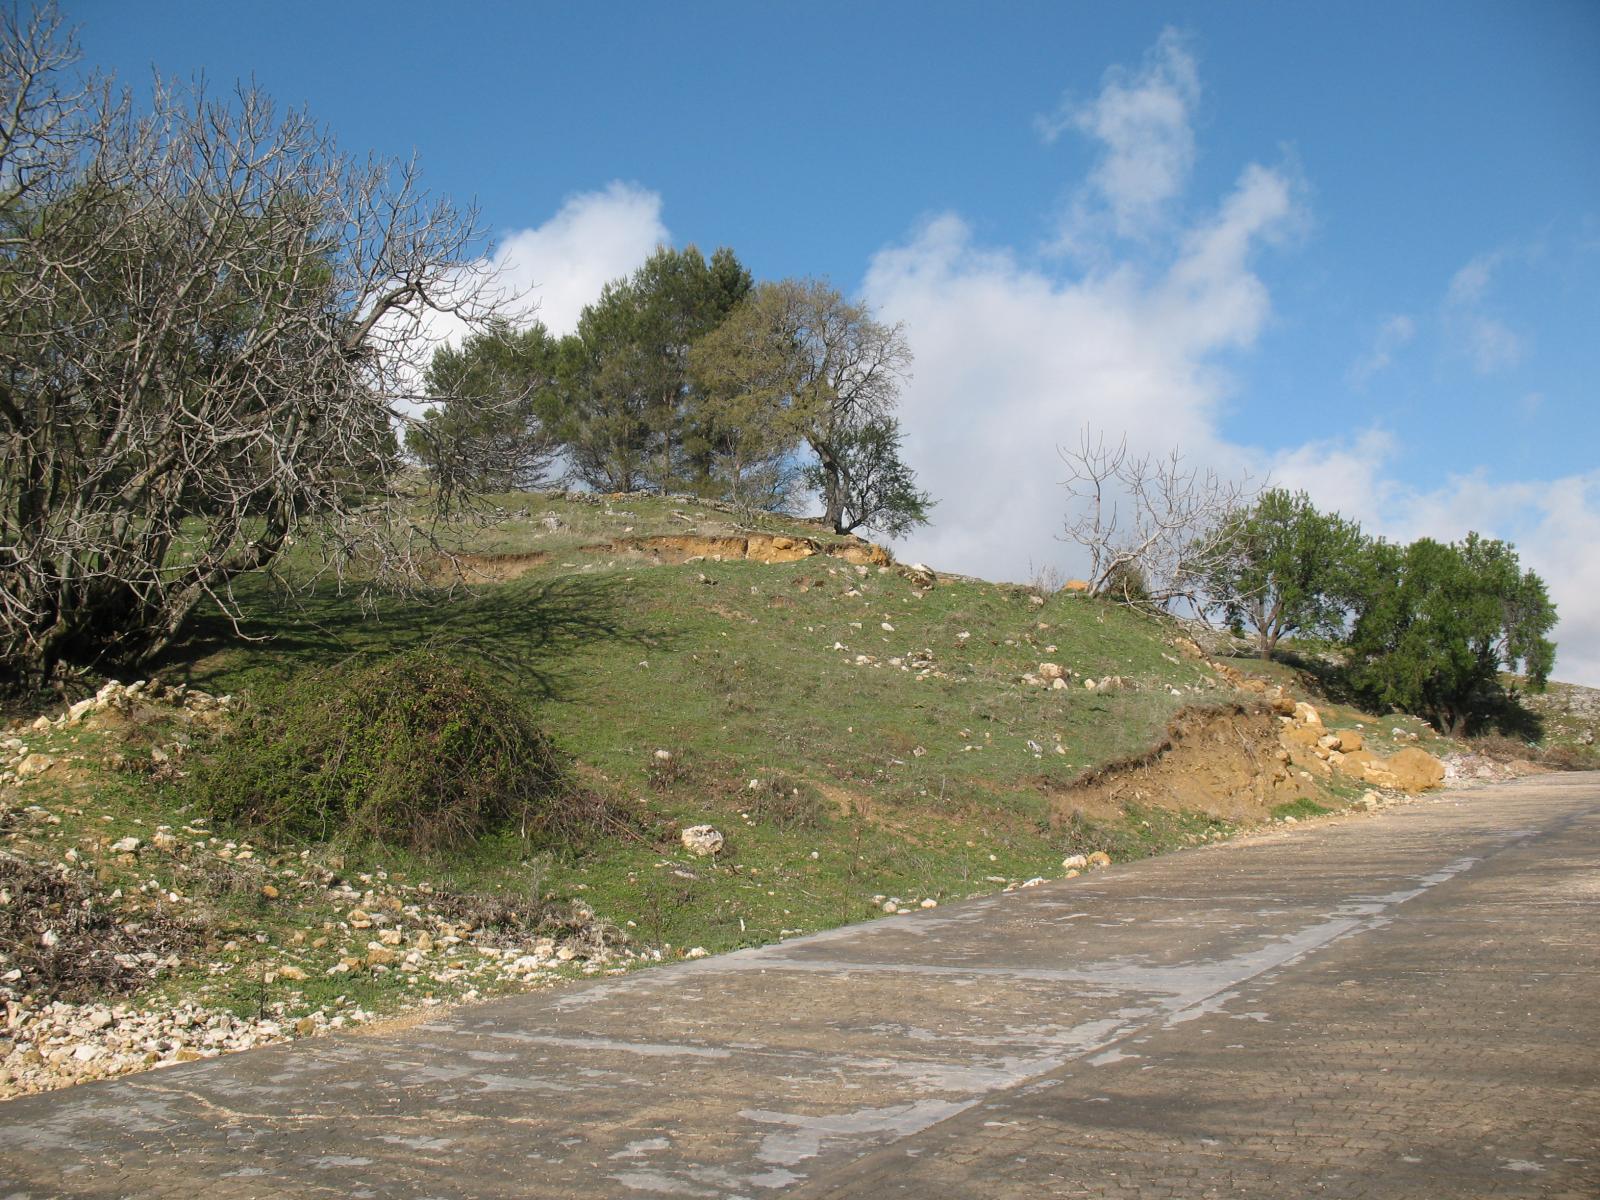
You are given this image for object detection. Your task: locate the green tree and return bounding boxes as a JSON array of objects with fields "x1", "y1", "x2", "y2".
[
  {"x1": 1205, "y1": 488, "x2": 1366, "y2": 659},
  {"x1": 406, "y1": 319, "x2": 573, "y2": 492},
  {"x1": 1347, "y1": 533, "x2": 1557, "y2": 734},
  {"x1": 566, "y1": 245, "x2": 751, "y2": 492},
  {"x1": 689, "y1": 278, "x2": 931, "y2": 536}
]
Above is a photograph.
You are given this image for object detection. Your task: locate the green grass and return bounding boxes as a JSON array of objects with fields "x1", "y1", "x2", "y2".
[{"x1": 3, "y1": 493, "x2": 1333, "y2": 1025}]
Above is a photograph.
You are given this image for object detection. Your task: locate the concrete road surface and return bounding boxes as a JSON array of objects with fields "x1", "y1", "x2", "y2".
[{"x1": 2, "y1": 772, "x2": 1595, "y2": 1199}]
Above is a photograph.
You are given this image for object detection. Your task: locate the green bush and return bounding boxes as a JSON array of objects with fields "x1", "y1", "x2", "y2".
[{"x1": 185, "y1": 649, "x2": 584, "y2": 854}]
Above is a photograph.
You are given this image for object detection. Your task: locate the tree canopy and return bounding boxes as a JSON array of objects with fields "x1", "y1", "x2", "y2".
[
  {"x1": 0, "y1": 7, "x2": 495, "y2": 688},
  {"x1": 690, "y1": 278, "x2": 930, "y2": 536},
  {"x1": 565, "y1": 245, "x2": 751, "y2": 493},
  {"x1": 1204, "y1": 488, "x2": 1365, "y2": 659},
  {"x1": 1347, "y1": 533, "x2": 1557, "y2": 735}
]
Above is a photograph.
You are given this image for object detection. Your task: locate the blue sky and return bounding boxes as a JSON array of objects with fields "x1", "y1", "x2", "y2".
[{"x1": 67, "y1": 1, "x2": 1600, "y2": 681}]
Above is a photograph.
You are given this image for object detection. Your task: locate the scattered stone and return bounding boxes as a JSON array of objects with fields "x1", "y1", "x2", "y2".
[
  {"x1": 109, "y1": 837, "x2": 141, "y2": 855},
  {"x1": 1062, "y1": 854, "x2": 1088, "y2": 870},
  {"x1": 1087, "y1": 851, "x2": 1112, "y2": 868}
]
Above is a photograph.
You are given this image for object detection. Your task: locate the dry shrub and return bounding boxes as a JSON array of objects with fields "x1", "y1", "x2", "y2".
[
  {"x1": 0, "y1": 852, "x2": 197, "y2": 1001},
  {"x1": 745, "y1": 775, "x2": 824, "y2": 831},
  {"x1": 183, "y1": 649, "x2": 597, "y2": 855}
]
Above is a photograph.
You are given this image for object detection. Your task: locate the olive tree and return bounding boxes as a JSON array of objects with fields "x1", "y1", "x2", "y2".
[
  {"x1": 0, "y1": 8, "x2": 499, "y2": 688},
  {"x1": 1202, "y1": 488, "x2": 1366, "y2": 658},
  {"x1": 1347, "y1": 533, "x2": 1556, "y2": 735}
]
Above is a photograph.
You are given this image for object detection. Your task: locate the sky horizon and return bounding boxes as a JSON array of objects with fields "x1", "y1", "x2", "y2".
[{"x1": 65, "y1": 1, "x2": 1600, "y2": 684}]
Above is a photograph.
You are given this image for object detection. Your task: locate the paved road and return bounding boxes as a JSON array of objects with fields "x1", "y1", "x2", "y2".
[{"x1": 2, "y1": 773, "x2": 1596, "y2": 1199}]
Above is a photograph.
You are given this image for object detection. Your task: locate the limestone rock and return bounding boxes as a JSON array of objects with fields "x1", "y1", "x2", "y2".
[
  {"x1": 16, "y1": 753, "x2": 56, "y2": 778},
  {"x1": 1038, "y1": 662, "x2": 1066, "y2": 682},
  {"x1": 1087, "y1": 851, "x2": 1112, "y2": 868},
  {"x1": 680, "y1": 825, "x2": 725, "y2": 857},
  {"x1": 1335, "y1": 729, "x2": 1364, "y2": 752}
]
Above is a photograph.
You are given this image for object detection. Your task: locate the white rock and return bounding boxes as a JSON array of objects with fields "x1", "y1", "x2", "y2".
[
  {"x1": 1062, "y1": 854, "x2": 1088, "y2": 870},
  {"x1": 919, "y1": 898, "x2": 937, "y2": 909},
  {"x1": 680, "y1": 825, "x2": 725, "y2": 857},
  {"x1": 110, "y1": 837, "x2": 141, "y2": 854},
  {"x1": 684, "y1": 946, "x2": 708, "y2": 960}
]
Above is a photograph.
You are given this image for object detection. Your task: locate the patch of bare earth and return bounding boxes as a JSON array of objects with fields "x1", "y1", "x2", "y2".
[{"x1": 1051, "y1": 703, "x2": 1311, "y2": 826}]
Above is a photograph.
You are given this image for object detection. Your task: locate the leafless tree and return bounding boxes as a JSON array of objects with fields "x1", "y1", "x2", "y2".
[
  {"x1": 1058, "y1": 427, "x2": 1258, "y2": 609},
  {"x1": 0, "y1": 6, "x2": 503, "y2": 688}
]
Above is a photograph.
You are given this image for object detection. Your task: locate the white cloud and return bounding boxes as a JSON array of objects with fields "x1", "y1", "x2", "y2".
[
  {"x1": 487, "y1": 182, "x2": 670, "y2": 337},
  {"x1": 865, "y1": 161, "x2": 1301, "y2": 585},
  {"x1": 864, "y1": 31, "x2": 1599, "y2": 687},
  {"x1": 1039, "y1": 27, "x2": 1201, "y2": 249},
  {"x1": 417, "y1": 181, "x2": 670, "y2": 356},
  {"x1": 1348, "y1": 314, "x2": 1416, "y2": 387}
]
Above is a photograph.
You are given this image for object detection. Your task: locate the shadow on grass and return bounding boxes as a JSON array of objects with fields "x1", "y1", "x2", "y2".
[
  {"x1": 158, "y1": 573, "x2": 657, "y2": 703},
  {"x1": 1220, "y1": 647, "x2": 1547, "y2": 740}
]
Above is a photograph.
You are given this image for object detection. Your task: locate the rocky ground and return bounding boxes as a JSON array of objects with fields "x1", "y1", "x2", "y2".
[{"x1": 0, "y1": 631, "x2": 1514, "y2": 1105}]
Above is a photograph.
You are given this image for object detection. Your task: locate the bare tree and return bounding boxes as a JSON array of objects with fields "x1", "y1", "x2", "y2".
[
  {"x1": 1058, "y1": 428, "x2": 1257, "y2": 608},
  {"x1": 0, "y1": 7, "x2": 501, "y2": 688}
]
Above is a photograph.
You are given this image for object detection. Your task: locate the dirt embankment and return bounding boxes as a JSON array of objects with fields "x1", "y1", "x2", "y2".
[
  {"x1": 605, "y1": 532, "x2": 892, "y2": 567},
  {"x1": 428, "y1": 532, "x2": 894, "y2": 585},
  {"x1": 1051, "y1": 703, "x2": 1306, "y2": 825},
  {"x1": 428, "y1": 551, "x2": 550, "y2": 585}
]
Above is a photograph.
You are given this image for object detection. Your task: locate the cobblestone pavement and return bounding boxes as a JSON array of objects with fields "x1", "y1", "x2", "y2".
[{"x1": 1, "y1": 773, "x2": 1595, "y2": 1198}]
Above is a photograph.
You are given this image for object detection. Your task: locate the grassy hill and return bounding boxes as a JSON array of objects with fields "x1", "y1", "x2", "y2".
[{"x1": 0, "y1": 491, "x2": 1480, "y2": 1093}]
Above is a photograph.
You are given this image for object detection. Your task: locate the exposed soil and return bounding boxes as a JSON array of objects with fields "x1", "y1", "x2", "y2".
[
  {"x1": 428, "y1": 552, "x2": 550, "y2": 585},
  {"x1": 603, "y1": 533, "x2": 892, "y2": 567},
  {"x1": 1051, "y1": 703, "x2": 1311, "y2": 825}
]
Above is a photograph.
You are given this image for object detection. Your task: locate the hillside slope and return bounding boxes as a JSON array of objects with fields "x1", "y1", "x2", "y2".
[{"x1": 0, "y1": 492, "x2": 1471, "y2": 1096}]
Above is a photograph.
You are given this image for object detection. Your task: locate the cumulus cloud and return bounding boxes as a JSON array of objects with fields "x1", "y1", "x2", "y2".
[
  {"x1": 1039, "y1": 27, "x2": 1201, "y2": 250},
  {"x1": 865, "y1": 32, "x2": 1599, "y2": 685},
  {"x1": 867, "y1": 33, "x2": 1299, "y2": 586},
  {"x1": 417, "y1": 181, "x2": 669, "y2": 357},
  {"x1": 486, "y1": 182, "x2": 670, "y2": 336}
]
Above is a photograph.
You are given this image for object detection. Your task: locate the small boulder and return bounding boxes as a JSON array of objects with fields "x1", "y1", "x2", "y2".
[
  {"x1": 16, "y1": 752, "x2": 56, "y2": 778},
  {"x1": 680, "y1": 825, "x2": 725, "y2": 857},
  {"x1": 1087, "y1": 850, "x2": 1112, "y2": 868},
  {"x1": 1388, "y1": 747, "x2": 1445, "y2": 792},
  {"x1": 1335, "y1": 729, "x2": 1364, "y2": 752},
  {"x1": 1038, "y1": 662, "x2": 1066, "y2": 682},
  {"x1": 1061, "y1": 854, "x2": 1088, "y2": 870},
  {"x1": 1293, "y1": 702, "x2": 1322, "y2": 727}
]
